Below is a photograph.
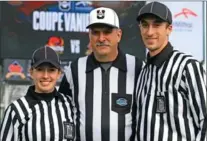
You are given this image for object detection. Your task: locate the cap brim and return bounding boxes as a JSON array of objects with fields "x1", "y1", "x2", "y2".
[
  {"x1": 136, "y1": 13, "x2": 167, "y2": 23},
  {"x1": 86, "y1": 23, "x2": 118, "y2": 29},
  {"x1": 32, "y1": 60, "x2": 60, "y2": 68}
]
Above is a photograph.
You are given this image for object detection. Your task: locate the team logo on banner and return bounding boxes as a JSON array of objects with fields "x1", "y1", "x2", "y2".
[
  {"x1": 45, "y1": 36, "x2": 64, "y2": 54},
  {"x1": 74, "y1": 1, "x2": 93, "y2": 12},
  {"x1": 5, "y1": 61, "x2": 26, "y2": 79},
  {"x1": 58, "y1": 1, "x2": 71, "y2": 11}
]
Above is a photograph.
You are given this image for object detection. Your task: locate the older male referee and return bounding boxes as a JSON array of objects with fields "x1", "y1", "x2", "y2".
[{"x1": 59, "y1": 7, "x2": 144, "y2": 141}]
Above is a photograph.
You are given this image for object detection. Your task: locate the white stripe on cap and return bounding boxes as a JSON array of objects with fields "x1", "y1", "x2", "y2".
[
  {"x1": 45, "y1": 46, "x2": 47, "y2": 59},
  {"x1": 48, "y1": 46, "x2": 60, "y2": 63},
  {"x1": 150, "y1": 2, "x2": 154, "y2": 13},
  {"x1": 31, "y1": 48, "x2": 40, "y2": 64},
  {"x1": 56, "y1": 50, "x2": 60, "y2": 63},
  {"x1": 165, "y1": 7, "x2": 168, "y2": 20},
  {"x1": 138, "y1": 5, "x2": 145, "y2": 16}
]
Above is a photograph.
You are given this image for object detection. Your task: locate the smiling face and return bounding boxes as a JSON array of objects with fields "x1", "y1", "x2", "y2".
[
  {"x1": 30, "y1": 63, "x2": 61, "y2": 93},
  {"x1": 139, "y1": 15, "x2": 172, "y2": 56},
  {"x1": 89, "y1": 24, "x2": 122, "y2": 62}
]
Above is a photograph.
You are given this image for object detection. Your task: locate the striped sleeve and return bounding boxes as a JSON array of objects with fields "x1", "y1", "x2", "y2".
[
  {"x1": 0, "y1": 105, "x2": 21, "y2": 141},
  {"x1": 63, "y1": 92, "x2": 75, "y2": 121},
  {"x1": 184, "y1": 60, "x2": 207, "y2": 141},
  {"x1": 130, "y1": 57, "x2": 144, "y2": 141}
]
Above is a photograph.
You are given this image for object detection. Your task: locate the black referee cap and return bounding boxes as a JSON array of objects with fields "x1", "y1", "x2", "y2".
[
  {"x1": 31, "y1": 46, "x2": 60, "y2": 68},
  {"x1": 136, "y1": 1, "x2": 172, "y2": 24}
]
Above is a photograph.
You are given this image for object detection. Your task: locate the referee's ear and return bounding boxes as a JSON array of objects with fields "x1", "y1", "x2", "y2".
[
  {"x1": 116, "y1": 28, "x2": 122, "y2": 43},
  {"x1": 57, "y1": 68, "x2": 62, "y2": 80},
  {"x1": 166, "y1": 23, "x2": 172, "y2": 37},
  {"x1": 59, "y1": 68, "x2": 63, "y2": 74}
]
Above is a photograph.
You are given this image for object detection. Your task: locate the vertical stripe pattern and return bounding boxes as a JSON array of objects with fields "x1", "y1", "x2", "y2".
[
  {"x1": 63, "y1": 53, "x2": 143, "y2": 141},
  {"x1": 136, "y1": 51, "x2": 207, "y2": 141},
  {"x1": 0, "y1": 92, "x2": 74, "y2": 141}
]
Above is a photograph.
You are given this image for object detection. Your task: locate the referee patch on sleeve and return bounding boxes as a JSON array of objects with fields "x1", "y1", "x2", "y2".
[{"x1": 63, "y1": 122, "x2": 75, "y2": 140}]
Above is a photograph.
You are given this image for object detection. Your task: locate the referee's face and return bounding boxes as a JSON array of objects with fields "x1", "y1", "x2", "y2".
[
  {"x1": 89, "y1": 24, "x2": 122, "y2": 62},
  {"x1": 139, "y1": 15, "x2": 172, "y2": 56},
  {"x1": 30, "y1": 63, "x2": 61, "y2": 93}
]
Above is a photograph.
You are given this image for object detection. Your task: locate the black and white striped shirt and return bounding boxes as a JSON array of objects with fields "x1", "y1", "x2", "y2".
[
  {"x1": 136, "y1": 43, "x2": 207, "y2": 141},
  {"x1": 59, "y1": 51, "x2": 143, "y2": 141},
  {"x1": 0, "y1": 86, "x2": 74, "y2": 141}
]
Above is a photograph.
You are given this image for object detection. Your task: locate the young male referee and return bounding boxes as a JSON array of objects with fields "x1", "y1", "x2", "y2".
[{"x1": 135, "y1": 2, "x2": 207, "y2": 141}]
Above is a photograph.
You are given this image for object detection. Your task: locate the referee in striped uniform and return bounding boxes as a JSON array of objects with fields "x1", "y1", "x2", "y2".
[
  {"x1": 0, "y1": 47, "x2": 74, "y2": 141},
  {"x1": 135, "y1": 2, "x2": 207, "y2": 141},
  {"x1": 59, "y1": 7, "x2": 144, "y2": 141}
]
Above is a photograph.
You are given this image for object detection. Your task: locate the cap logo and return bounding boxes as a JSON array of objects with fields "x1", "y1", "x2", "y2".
[{"x1": 97, "y1": 10, "x2": 105, "y2": 19}]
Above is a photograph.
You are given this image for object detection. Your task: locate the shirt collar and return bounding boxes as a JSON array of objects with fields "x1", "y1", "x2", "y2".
[
  {"x1": 26, "y1": 85, "x2": 64, "y2": 102},
  {"x1": 146, "y1": 42, "x2": 173, "y2": 67},
  {"x1": 86, "y1": 49, "x2": 127, "y2": 73}
]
